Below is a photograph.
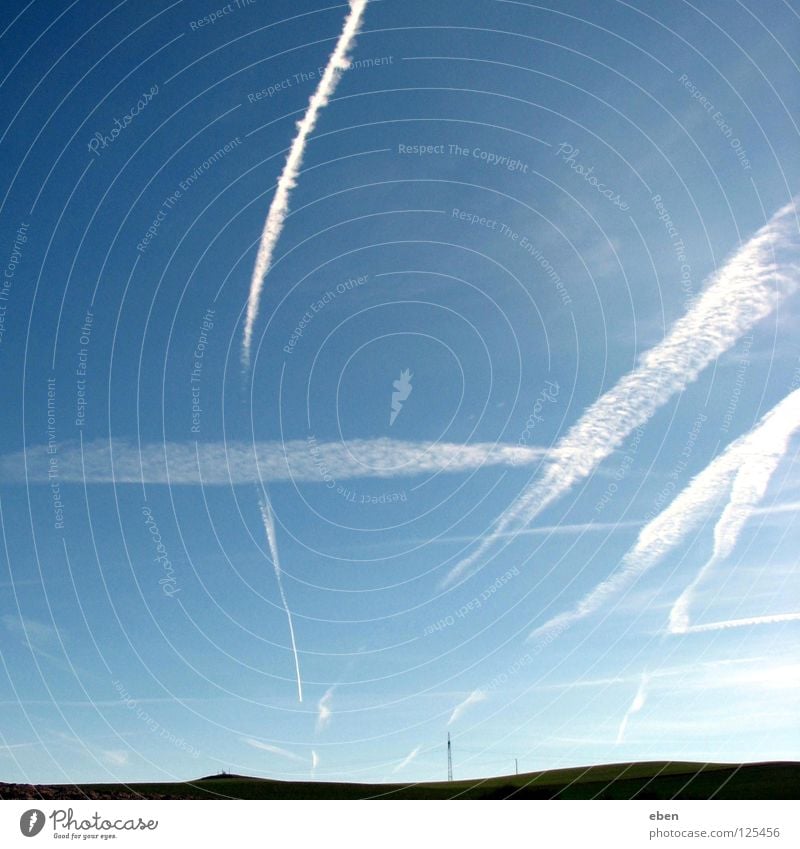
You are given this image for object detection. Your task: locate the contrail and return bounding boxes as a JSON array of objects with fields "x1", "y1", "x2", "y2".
[
  {"x1": 1, "y1": 437, "x2": 546, "y2": 486},
  {"x1": 669, "y1": 390, "x2": 800, "y2": 633},
  {"x1": 258, "y1": 490, "x2": 303, "y2": 702},
  {"x1": 442, "y1": 197, "x2": 799, "y2": 588},
  {"x1": 530, "y1": 389, "x2": 800, "y2": 641},
  {"x1": 316, "y1": 686, "x2": 334, "y2": 732},
  {"x1": 678, "y1": 612, "x2": 800, "y2": 633},
  {"x1": 616, "y1": 673, "x2": 650, "y2": 744},
  {"x1": 241, "y1": 0, "x2": 369, "y2": 366},
  {"x1": 241, "y1": 737, "x2": 305, "y2": 762},
  {"x1": 447, "y1": 689, "x2": 487, "y2": 725},
  {"x1": 392, "y1": 744, "x2": 422, "y2": 773}
]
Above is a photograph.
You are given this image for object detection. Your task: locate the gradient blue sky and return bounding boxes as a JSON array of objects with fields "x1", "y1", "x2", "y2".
[{"x1": 1, "y1": 0, "x2": 799, "y2": 785}]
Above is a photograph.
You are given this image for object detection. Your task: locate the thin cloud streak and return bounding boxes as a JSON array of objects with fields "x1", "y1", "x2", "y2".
[
  {"x1": 316, "y1": 687, "x2": 334, "y2": 732},
  {"x1": 616, "y1": 673, "x2": 650, "y2": 744},
  {"x1": 679, "y1": 612, "x2": 800, "y2": 633},
  {"x1": 242, "y1": 0, "x2": 369, "y2": 365},
  {"x1": 443, "y1": 197, "x2": 800, "y2": 588},
  {"x1": 530, "y1": 389, "x2": 800, "y2": 641},
  {"x1": 392, "y1": 744, "x2": 422, "y2": 773},
  {"x1": 669, "y1": 392, "x2": 800, "y2": 633},
  {"x1": 2, "y1": 438, "x2": 545, "y2": 486},
  {"x1": 447, "y1": 689, "x2": 487, "y2": 726},
  {"x1": 241, "y1": 737, "x2": 305, "y2": 762},
  {"x1": 258, "y1": 493, "x2": 303, "y2": 703}
]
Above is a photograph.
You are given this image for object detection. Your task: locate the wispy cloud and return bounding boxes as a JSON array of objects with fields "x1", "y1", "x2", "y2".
[
  {"x1": 100, "y1": 749, "x2": 129, "y2": 767},
  {"x1": 1, "y1": 438, "x2": 544, "y2": 486},
  {"x1": 530, "y1": 389, "x2": 800, "y2": 641},
  {"x1": 241, "y1": 737, "x2": 305, "y2": 762},
  {"x1": 616, "y1": 673, "x2": 650, "y2": 744},
  {"x1": 392, "y1": 744, "x2": 422, "y2": 773},
  {"x1": 316, "y1": 687, "x2": 335, "y2": 732},
  {"x1": 447, "y1": 689, "x2": 487, "y2": 726},
  {"x1": 443, "y1": 197, "x2": 800, "y2": 587},
  {"x1": 2, "y1": 613, "x2": 63, "y2": 664},
  {"x1": 258, "y1": 493, "x2": 303, "y2": 702},
  {"x1": 669, "y1": 391, "x2": 800, "y2": 633},
  {"x1": 242, "y1": 0, "x2": 369, "y2": 365}
]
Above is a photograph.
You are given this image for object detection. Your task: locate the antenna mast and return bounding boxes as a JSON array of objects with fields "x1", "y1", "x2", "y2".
[{"x1": 447, "y1": 733, "x2": 453, "y2": 782}]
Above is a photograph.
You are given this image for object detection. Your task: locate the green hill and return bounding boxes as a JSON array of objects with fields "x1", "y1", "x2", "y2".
[{"x1": 3, "y1": 760, "x2": 798, "y2": 800}]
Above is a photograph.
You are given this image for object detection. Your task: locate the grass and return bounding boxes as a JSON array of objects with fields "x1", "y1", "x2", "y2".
[{"x1": 30, "y1": 760, "x2": 800, "y2": 800}]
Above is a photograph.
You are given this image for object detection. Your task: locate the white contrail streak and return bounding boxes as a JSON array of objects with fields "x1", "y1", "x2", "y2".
[
  {"x1": 258, "y1": 491, "x2": 303, "y2": 702},
  {"x1": 442, "y1": 197, "x2": 800, "y2": 588},
  {"x1": 616, "y1": 673, "x2": 649, "y2": 744},
  {"x1": 447, "y1": 689, "x2": 487, "y2": 725},
  {"x1": 669, "y1": 392, "x2": 800, "y2": 633},
  {"x1": 530, "y1": 389, "x2": 800, "y2": 641},
  {"x1": 241, "y1": 0, "x2": 369, "y2": 366},
  {"x1": 392, "y1": 745, "x2": 422, "y2": 773},
  {"x1": 241, "y1": 737, "x2": 305, "y2": 762},
  {"x1": 678, "y1": 612, "x2": 800, "y2": 633},
  {"x1": 3, "y1": 438, "x2": 546, "y2": 486},
  {"x1": 316, "y1": 687, "x2": 334, "y2": 732}
]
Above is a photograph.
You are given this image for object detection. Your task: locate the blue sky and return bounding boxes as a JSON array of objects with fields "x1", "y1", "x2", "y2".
[{"x1": 0, "y1": 0, "x2": 799, "y2": 785}]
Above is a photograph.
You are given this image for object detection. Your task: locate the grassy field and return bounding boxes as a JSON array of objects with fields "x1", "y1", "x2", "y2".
[{"x1": 11, "y1": 760, "x2": 798, "y2": 800}]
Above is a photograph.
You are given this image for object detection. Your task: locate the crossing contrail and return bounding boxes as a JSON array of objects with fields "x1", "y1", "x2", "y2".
[
  {"x1": 669, "y1": 390, "x2": 800, "y2": 633},
  {"x1": 530, "y1": 388, "x2": 800, "y2": 641},
  {"x1": 242, "y1": 0, "x2": 369, "y2": 366},
  {"x1": 258, "y1": 490, "x2": 303, "y2": 702},
  {"x1": 442, "y1": 196, "x2": 800, "y2": 588}
]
